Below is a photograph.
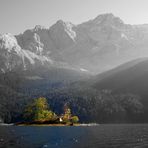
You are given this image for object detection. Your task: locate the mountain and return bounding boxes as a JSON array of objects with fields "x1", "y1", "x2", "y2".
[
  {"x1": 0, "y1": 33, "x2": 53, "y2": 73},
  {"x1": 93, "y1": 57, "x2": 148, "y2": 100},
  {"x1": 14, "y1": 13, "x2": 148, "y2": 73},
  {"x1": 93, "y1": 57, "x2": 148, "y2": 94},
  {"x1": 0, "y1": 32, "x2": 90, "y2": 80},
  {"x1": 85, "y1": 58, "x2": 148, "y2": 121},
  {"x1": 1, "y1": 13, "x2": 148, "y2": 74}
]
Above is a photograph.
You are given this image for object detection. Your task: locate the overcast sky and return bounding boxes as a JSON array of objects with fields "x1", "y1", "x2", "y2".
[{"x1": 0, "y1": 0, "x2": 148, "y2": 34}]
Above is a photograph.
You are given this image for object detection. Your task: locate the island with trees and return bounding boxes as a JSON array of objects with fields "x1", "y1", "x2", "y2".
[{"x1": 16, "y1": 97, "x2": 79, "y2": 126}]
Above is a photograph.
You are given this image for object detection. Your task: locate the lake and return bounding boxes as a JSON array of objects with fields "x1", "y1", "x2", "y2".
[{"x1": 0, "y1": 124, "x2": 148, "y2": 148}]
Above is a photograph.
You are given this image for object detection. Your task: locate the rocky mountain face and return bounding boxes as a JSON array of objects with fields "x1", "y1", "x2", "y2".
[
  {"x1": 6, "y1": 13, "x2": 147, "y2": 73},
  {"x1": 1, "y1": 13, "x2": 148, "y2": 74},
  {"x1": 0, "y1": 33, "x2": 53, "y2": 73}
]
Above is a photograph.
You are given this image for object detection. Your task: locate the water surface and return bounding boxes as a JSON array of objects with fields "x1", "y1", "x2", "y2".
[{"x1": 0, "y1": 124, "x2": 148, "y2": 148}]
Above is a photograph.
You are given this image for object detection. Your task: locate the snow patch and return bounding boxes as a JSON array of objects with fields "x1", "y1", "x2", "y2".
[
  {"x1": 0, "y1": 33, "x2": 21, "y2": 53},
  {"x1": 33, "y1": 25, "x2": 47, "y2": 31},
  {"x1": 0, "y1": 68, "x2": 5, "y2": 73},
  {"x1": 64, "y1": 22, "x2": 76, "y2": 41},
  {"x1": 80, "y1": 68, "x2": 88, "y2": 72},
  {"x1": 121, "y1": 33, "x2": 128, "y2": 40},
  {"x1": 22, "y1": 50, "x2": 53, "y2": 65},
  {"x1": 33, "y1": 33, "x2": 44, "y2": 54}
]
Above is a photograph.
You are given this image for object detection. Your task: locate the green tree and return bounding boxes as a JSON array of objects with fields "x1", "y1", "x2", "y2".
[
  {"x1": 24, "y1": 97, "x2": 57, "y2": 122},
  {"x1": 71, "y1": 116, "x2": 79, "y2": 123}
]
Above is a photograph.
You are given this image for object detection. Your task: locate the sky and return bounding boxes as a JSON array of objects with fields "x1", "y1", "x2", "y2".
[{"x1": 0, "y1": 0, "x2": 148, "y2": 34}]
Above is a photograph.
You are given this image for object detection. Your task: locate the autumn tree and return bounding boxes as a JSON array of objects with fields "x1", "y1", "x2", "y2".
[
  {"x1": 24, "y1": 97, "x2": 57, "y2": 122},
  {"x1": 62, "y1": 103, "x2": 79, "y2": 124}
]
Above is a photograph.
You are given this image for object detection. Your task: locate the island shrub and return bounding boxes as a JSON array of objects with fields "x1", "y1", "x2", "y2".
[{"x1": 71, "y1": 116, "x2": 79, "y2": 123}]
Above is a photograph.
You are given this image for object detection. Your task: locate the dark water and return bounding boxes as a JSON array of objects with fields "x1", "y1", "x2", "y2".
[{"x1": 0, "y1": 124, "x2": 148, "y2": 148}]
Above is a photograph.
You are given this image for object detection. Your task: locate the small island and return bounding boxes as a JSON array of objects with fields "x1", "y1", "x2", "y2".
[{"x1": 16, "y1": 97, "x2": 79, "y2": 126}]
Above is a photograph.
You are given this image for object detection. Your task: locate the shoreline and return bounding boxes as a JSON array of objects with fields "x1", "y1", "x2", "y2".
[
  {"x1": 16, "y1": 123, "x2": 80, "y2": 126},
  {"x1": 15, "y1": 123, "x2": 99, "y2": 126}
]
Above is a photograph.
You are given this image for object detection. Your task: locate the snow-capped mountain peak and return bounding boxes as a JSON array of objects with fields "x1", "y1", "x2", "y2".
[
  {"x1": 64, "y1": 22, "x2": 76, "y2": 41},
  {"x1": 0, "y1": 33, "x2": 21, "y2": 53},
  {"x1": 50, "y1": 20, "x2": 76, "y2": 41},
  {"x1": 0, "y1": 33, "x2": 53, "y2": 73},
  {"x1": 33, "y1": 25, "x2": 47, "y2": 31},
  {"x1": 1, "y1": 13, "x2": 148, "y2": 74}
]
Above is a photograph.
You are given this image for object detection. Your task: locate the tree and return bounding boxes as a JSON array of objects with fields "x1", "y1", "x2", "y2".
[
  {"x1": 62, "y1": 104, "x2": 72, "y2": 122},
  {"x1": 71, "y1": 116, "x2": 79, "y2": 123},
  {"x1": 62, "y1": 103, "x2": 79, "y2": 124},
  {"x1": 24, "y1": 97, "x2": 57, "y2": 122}
]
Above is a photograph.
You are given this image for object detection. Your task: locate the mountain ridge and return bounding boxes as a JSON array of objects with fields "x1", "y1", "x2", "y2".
[{"x1": 2, "y1": 13, "x2": 148, "y2": 74}]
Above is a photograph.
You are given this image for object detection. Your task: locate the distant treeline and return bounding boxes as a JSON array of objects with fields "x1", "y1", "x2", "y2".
[
  {"x1": 0, "y1": 78, "x2": 145, "y2": 123},
  {"x1": 45, "y1": 86, "x2": 143, "y2": 123}
]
